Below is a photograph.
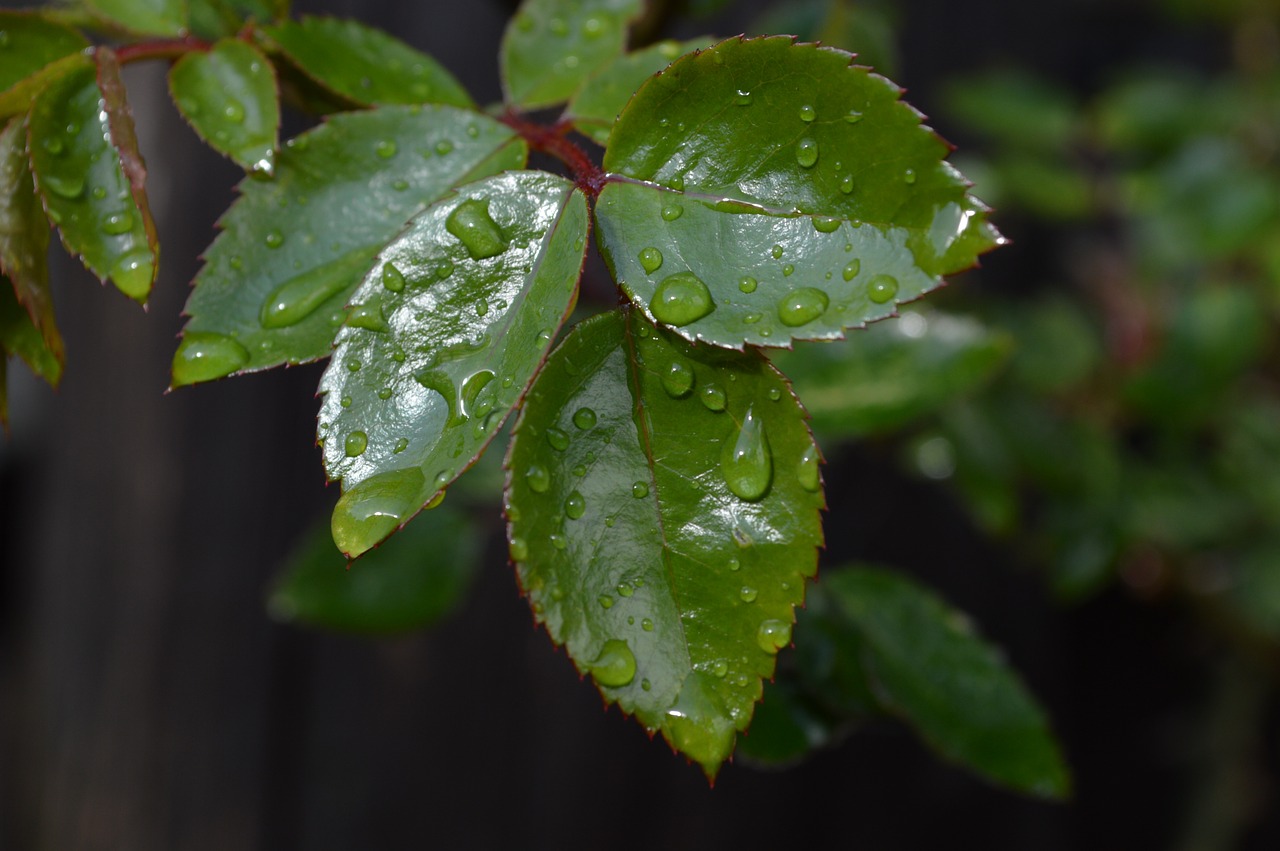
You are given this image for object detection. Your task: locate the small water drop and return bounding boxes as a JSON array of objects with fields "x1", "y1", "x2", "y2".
[
  {"x1": 393, "y1": 437, "x2": 409, "y2": 453},
  {"x1": 43, "y1": 136, "x2": 64, "y2": 156},
  {"x1": 904, "y1": 169, "x2": 917, "y2": 185},
  {"x1": 260, "y1": 261, "x2": 356, "y2": 328},
  {"x1": 661, "y1": 360, "x2": 694, "y2": 399},
  {"x1": 111, "y1": 252, "x2": 153, "y2": 300},
  {"x1": 840, "y1": 175, "x2": 855, "y2": 194},
  {"x1": 510, "y1": 537, "x2": 529, "y2": 561},
  {"x1": 590, "y1": 639, "x2": 636, "y2": 688},
  {"x1": 565, "y1": 491, "x2": 586, "y2": 519},
  {"x1": 572, "y1": 407, "x2": 597, "y2": 430},
  {"x1": 101, "y1": 211, "x2": 134, "y2": 235},
  {"x1": 91, "y1": 186, "x2": 106, "y2": 200},
  {"x1": 867, "y1": 274, "x2": 899, "y2": 304},
  {"x1": 842, "y1": 259, "x2": 861, "y2": 281},
  {"x1": 699, "y1": 383, "x2": 727, "y2": 412},
  {"x1": 735, "y1": 89, "x2": 752, "y2": 105},
  {"x1": 642, "y1": 618, "x2": 654, "y2": 632},
  {"x1": 550, "y1": 533, "x2": 567, "y2": 550},
  {"x1": 798, "y1": 104, "x2": 816, "y2": 122},
  {"x1": 638, "y1": 246, "x2": 663, "y2": 274},
  {"x1": 377, "y1": 387, "x2": 392, "y2": 400},
  {"x1": 738, "y1": 276, "x2": 757, "y2": 294},
  {"x1": 767, "y1": 387, "x2": 782, "y2": 401},
  {"x1": 756, "y1": 619, "x2": 792, "y2": 654},
  {"x1": 743, "y1": 312, "x2": 762, "y2": 324},
  {"x1": 223, "y1": 101, "x2": 245, "y2": 123},
  {"x1": 712, "y1": 660, "x2": 729, "y2": 678},
  {"x1": 581, "y1": 15, "x2": 605, "y2": 36},
  {"x1": 721, "y1": 405, "x2": 772, "y2": 501},
  {"x1": 739, "y1": 586, "x2": 758, "y2": 603},
  {"x1": 617, "y1": 582, "x2": 633, "y2": 598},
  {"x1": 264, "y1": 229, "x2": 284, "y2": 249},
  {"x1": 340, "y1": 396, "x2": 352, "y2": 408},
  {"x1": 651, "y1": 272, "x2": 713, "y2": 327},
  {"x1": 777, "y1": 287, "x2": 830, "y2": 327},
  {"x1": 771, "y1": 244, "x2": 784, "y2": 260},
  {"x1": 546, "y1": 427, "x2": 570, "y2": 451},
  {"x1": 845, "y1": 109, "x2": 863, "y2": 123},
  {"x1": 375, "y1": 139, "x2": 397, "y2": 159},
  {"x1": 727, "y1": 557, "x2": 740, "y2": 571},
  {"x1": 632, "y1": 481, "x2": 649, "y2": 499},
  {"x1": 446, "y1": 198, "x2": 507, "y2": 260},
  {"x1": 798, "y1": 444, "x2": 821, "y2": 492},
  {"x1": 475, "y1": 298, "x2": 488, "y2": 317},
  {"x1": 525, "y1": 464, "x2": 550, "y2": 493},
  {"x1": 795, "y1": 137, "x2": 818, "y2": 168},
  {"x1": 344, "y1": 431, "x2": 368, "y2": 457},
  {"x1": 660, "y1": 203, "x2": 683, "y2": 222},
  {"x1": 782, "y1": 264, "x2": 794, "y2": 277},
  {"x1": 435, "y1": 139, "x2": 454, "y2": 155}
]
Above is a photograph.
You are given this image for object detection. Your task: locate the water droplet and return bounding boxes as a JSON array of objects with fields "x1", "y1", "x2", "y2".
[
  {"x1": 651, "y1": 272, "x2": 713, "y2": 327},
  {"x1": 565, "y1": 491, "x2": 586, "y2": 519},
  {"x1": 546, "y1": 427, "x2": 570, "y2": 451},
  {"x1": 795, "y1": 138, "x2": 818, "y2": 168},
  {"x1": 377, "y1": 387, "x2": 392, "y2": 400},
  {"x1": 100, "y1": 210, "x2": 134, "y2": 235},
  {"x1": 767, "y1": 387, "x2": 782, "y2": 401},
  {"x1": 845, "y1": 109, "x2": 863, "y2": 123},
  {"x1": 550, "y1": 533, "x2": 567, "y2": 550},
  {"x1": 340, "y1": 396, "x2": 352, "y2": 408},
  {"x1": 91, "y1": 186, "x2": 106, "y2": 200},
  {"x1": 260, "y1": 261, "x2": 358, "y2": 328},
  {"x1": 589, "y1": 639, "x2": 635, "y2": 688},
  {"x1": 598, "y1": 595, "x2": 614, "y2": 609},
  {"x1": 525, "y1": 464, "x2": 550, "y2": 493},
  {"x1": 510, "y1": 537, "x2": 528, "y2": 561},
  {"x1": 172, "y1": 332, "x2": 249, "y2": 386},
  {"x1": 393, "y1": 437, "x2": 409, "y2": 453},
  {"x1": 348, "y1": 301, "x2": 388, "y2": 332},
  {"x1": 813, "y1": 216, "x2": 841, "y2": 233},
  {"x1": 782, "y1": 264, "x2": 794, "y2": 277},
  {"x1": 798, "y1": 104, "x2": 816, "y2": 122},
  {"x1": 446, "y1": 198, "x2": 507, "y2": 260},
  {"x1": 642, "y1": 618, "x2": 654, "y2": 632},
  {"x1": 798, "y1": 444, "x2": 821, "y2": 492},
  {"x1": 222, "y1": 101, "x2": 245, "y2": 123},
  {"x1": 549, "y1": 16, "x2": 569, "y2": 35},
  {"x1": 777, "y1": 287, "x2": 830, "y2": 327},
  {"x1": 840, "y1": 175, "x2": 855, "y2": 194},
  {"x1": 721, "y1": 405, "x2": 772, "y2": 501},
  {"x1": 661, "y1": 360, "x2": 694, "y2": 398},
  {"x1": 699, "y1": 384, "x2": 727, "y2": 411},
  {"x1": 738, "y1": 276, "x2": 757, "y2": 294},
  {"x1": 842, "y1": 259, "x2": 861, "y2": 281},
  {"x1": 347, "y1": 359, "x2": 361, "y2": 372},
  {"x1": 904, "y1": 169, "x2": 917, "y2": 185},
  {"x1": 660, "y1": 203, "x2": 683, "y2": 222},
  {"x1": 111, "y1": 251, "x2": 153, "y2": 300},
  {"x1": 435, "y1": 139, "x2": 454, "y2": 155},
  {"x1": 42, "y1": 136, "x2": 64, "y2": 156},
  {"x1": 739, "y1": 586, "x2": 758, "y2": 603},
  {"x1": 771, "y1": 244, "x2": 784, "y2": 260},
  {"x1": 617, "y1": 581, "x2": 633, "y2": 597},
  {"x1": 582, "y1": 15, "x2": 605, "y2": 36},
  {"x1": 638, "y1": 247, "x2": 663, "y2": 274},
  {"x1": 743, "y1": 312, "x2": 762, "y2": 324},
  {"x1": 712, "y1": 660, "x2": 729, "y2": 678},
  {"x1": 756, "y1": 619, "x2": 792, "y2": 654},
  {"x1": 632, "y1": 481, "x2": 649, "y2": 499},
  {"x1": 460, "y1": 370, "x2": 494, "y2": 420},
  {"x1": 727, "y1": 557, "x2": 740, "y2": 571},
  {"x1": 572, "y1": 407, "x2": 597, "y2": 430},
  {"x1": 41, "y1": 173, "x2": 83, "y2": 199},
  {"x1": 331, "y1": 468, "x2": 425, "y2": 556},
  {"x1": 735, "y1": 89, "x2": 752, "y2": 105},
  {"x1": 392, "y1": 178, "x2": 409, "y2": 192},
  {"x1": 344, "y1": 431, "x2": 368, "y2": 457},
  {"x1": 375, "y1": 139, "x2": 397, "y2": 158},
  {"x1": 264, "y1": 229, "x2": 284, "y2": 249},
  {"x1": 867, "y1": 274, "x2": 899, "y2": 304}
]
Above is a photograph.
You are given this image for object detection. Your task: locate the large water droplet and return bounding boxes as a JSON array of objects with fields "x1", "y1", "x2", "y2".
[
  {"x1": 572, "y1": 407, "x2": 597, "y2": 430},
  {"x1": 446, "y1": 198, "x2": 507, "y2": 260},
  {"x1": 739, "y1": 586, "x2": 758, "y2": 603},
  {"x1": 172, "y1": 332, "x2": 249, "y2": 386},
  {"x1": 525, "y1": 463, "x2": 550, "y2": 493},
  {"x1": 663, "y1": 672, "x2": 735, "y2": 771},
  {"x1": 867, "y1": 274, "x2": 899, "y2": 304},
  {"x1": 101, "y1": 211, "x2": 133, "y2": 235},
  {"x1": 651, "y1": 272, "x2": 714, "y2": 327},
  {"x1": 756, "y1": 619, "x2": 792, "y2": 654},
  {"x1": 699, "y1": 383, "x2": 727, "y2": 412},
  {"x1": 777, "y1": 287, "x2": 830, "y2": 327},
  {"x1": 738, "y1": 276, "x2": 757, "y2": 294},
  {"x1": 661, "y1": 360, "x2": 694, "y2": 398},
  {"x1": 795, "y1": 137, "x2": 818, "y2": 168},
  {"x1": 260, "y1": 261, "x2": 358, "y2": 328},
  {"x1": 798, "y1": 104, "x2": 816, "y2": 122},
  {"x1": 638, "y1": 246, "x2": 663, "y2": 274},
  {"x1": 331, "y1": 468, "x2": 425, "y2": 557},
  {"x1": 348, "y1": 300, "x2": 388, "y2": 332},
  {"x1": 721, "y1": 405, "x2": 772, "y2": 501},
  {"x1": 344, "y1": 430, "x2": 368, "y2": 457},
  {"x1": 798, "y1": 444, "x2": 821, "y2": 492},
  {"x1": 813, "y1": 216, "x2": 841, "y2": 233},
  {"x1": 565, "y1": 490, "x2": 586, "y2": 519},
  {"x1": 632, "y1": 480, "x2": 649, "y2": 498},
  {"x1": 590, "y1": 639, "x2": 636, "y2": 688},
  {"x1": 375, "y1": 139, "x2": 397, "y2": 159},
  {"x1": 842, "y1": 259, "x2": 861, "y2": 281},
  {"x1": 460, "y1": 370, "x2": 495, "y2": 420},
  {"x1": 42, "y1": 173, "x2": 84, "y2": 199},
  {"x1": 110, "y1": 251, "x2": 153, "y2": 300},
  {"x1": 660, "y1": 203, "x2": 683, "y2": 222}
]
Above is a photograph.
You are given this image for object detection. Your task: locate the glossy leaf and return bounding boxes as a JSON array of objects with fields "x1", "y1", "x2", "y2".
[
  {"x1": 825, "y1": 567, "x2": 1070, "y2": 798},
  {"x1": 321, "y1": 171, "x2": 588, "y2": 559},
  {"x1": 188, "y1": 0, "x2": 287, "y2": 38},
  {"x1": 262, "y1": 17, "x2": 472, "y2": 109},
  {"x1": 175, "y1": 105, "x2": 526, "y2": 386},
  {"x1": 0, "y1": 11, "x2": 89, "y2": 118},
  {"x1": 565, "y1": 37, "x2": 713, "y2": 146},
  {"x1": 169, "y1": 38, "x2": 279, "y2": 173},
  {"x1": 769, "y1": 309, "x2": 1011, "y2": 438},
  {"x1": 0, "y1": 272, "x2": 60, "y2": 386},
  {"x1": 269, "y1": 503, "x2": 481, "y2": 634},
  {"x1": 500, "y1": 0, "x2": 642, "y2": 110},
  {"x1": 83, "y1": 0, "x2": 187, "y2": 36},
  {"x1": 0, "y1": 117, "x2": 60, "y2": 365},
  {"x1": 29, "y1": 56, "x2": 157, "y2": 303},
  {"x1": 505, "y1": 308, "x2": 825, "y2": 776},
  {"x1": 597, "y1": 37, "x2": 1000, "y2": 349}
]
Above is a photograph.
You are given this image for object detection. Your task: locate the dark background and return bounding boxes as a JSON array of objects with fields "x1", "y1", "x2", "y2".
[{"x1": 2, "y1": 0, "x2": 1277, "y2": 848}]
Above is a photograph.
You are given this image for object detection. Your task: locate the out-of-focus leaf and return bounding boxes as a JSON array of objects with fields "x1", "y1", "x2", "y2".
[
  {"x1": 505, "y1": 308, "x2": 824, "y2": 777},
  {"x1": 0, "y1": 116, "x2": 60, "y2": 365},
  {"x1": 752, "y1": 0, "x2": 900, "y2": 79},
  {"x1": 736, "y1": 679, "x2": 839, "y2": 766},
  {"x1": 169, "y1": 38, "x2": 279, "y2": 173},
  {"x1": 0, "y1": 272, "x2": 60, "y2": 386},
  {"x1": 1220, "y1": 543, "x2": 1280, "y2": 641},
  {"x1": 83, "y1": 0, "x2": 187, "y2": 36},
  {"x1": 188, "y1": 0, "x2": 286, "y2": 39},
  {"x1": 1005, "y1": 298, "x2": 1102, "y2": 396},
  {"x1": 0, "y1": 11, "x2": 89, "y2": 118},
  {"x1": 1122, "y1": 460, "x2": 1251, "y2": 553},
  {"x1": 269, "y1": 502, "x2": 481, "y2": 634},
  {"x1": 944, "y1": 71, "x2": 1079, "y2": 153}
]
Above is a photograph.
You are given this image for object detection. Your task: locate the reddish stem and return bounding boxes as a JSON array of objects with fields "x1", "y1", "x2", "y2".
[
  {"x1": 501, "y1": 111, "x2": 607, "y2": 196},
  {"x1": 113, "y1": 36, "x2": 212, "y2": 65}
]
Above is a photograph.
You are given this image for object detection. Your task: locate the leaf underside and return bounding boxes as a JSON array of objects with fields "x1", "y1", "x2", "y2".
[{"x1": 505, "y1": 307, "x2": 825, "y2": 776}]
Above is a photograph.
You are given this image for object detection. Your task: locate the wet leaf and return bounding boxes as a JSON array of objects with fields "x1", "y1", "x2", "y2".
[
  {"x1": 0, "y1": 11, "x2": 89, "y2": 118},
  {"x1": 501, "y1": 0, "x2": 642, "y2": 110},
  {"x1": 83, "y1": 0, "x2": 187, "y2": 36},
  {"x1": 321, "y1": 171, "x2": 588, "y2": 559},
  {"x1": 597, "y1": 37, "x2": 1000, "y2": 349},
  {"x1": 188, "y1": 0, "x2": 287, "y2": 38},
  {"x1": 0, "y1": 116, "x2": 60, "y2": 365},
  {"x1": 262, "y1": 16, "x2": 472, "y2": 109},
  {"x1": 505, "y1": 308, "x2": 824, "y2": 777},
  {"x1": 169, "y1": 38, "x2": 279, "y2": 173},
  {"x1": 175, "y1": 105, "x2": 526, "y2": 386},
  {"x1": 269, "y1": 502, "x2": 481, "y2": 634},
  {"x1": 0, "y1": 271, "x2": 60, "y2": 386},
  {"x1": 29, "y1": 55, "x2": 157, "y2": 303}
]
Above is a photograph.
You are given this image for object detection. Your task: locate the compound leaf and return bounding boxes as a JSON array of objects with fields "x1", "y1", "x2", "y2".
[
  {"x1": 505, "y1": 307, "x2": 824, "y2": 777},
  {"x1": 501, "y1": 0, "x2": 642, "y2": 110},
  {"x1": 0, "y1": 116, "x2": 60, "y2": 365},
  {"x1": 29, "y1": 53, "x2": 158, "y2": 303},
  {"x1": 321, "y1": 171, "x2": 588, "y2": 559},
  {"x1": 83, "y1": 0, "x2": 187, "y2": 36},
  {"x1": 169, "y1": 38, "x2": 279, "y2": 173},
  {"x1": 0, "y1": 271, "x2": 60, "y2": 386},
  {"x1": 174, "y1": 105, "x2": 526, "y2": 386},
  {"x1": 597, "y1": 36, "x2": 1001, "y2": 349},
  {"x1": 262, "y1": 16, "x2": 472, "y2": 109},
  {"x1": 0, "y1": 11, "x2": 90, "y2": 119}
]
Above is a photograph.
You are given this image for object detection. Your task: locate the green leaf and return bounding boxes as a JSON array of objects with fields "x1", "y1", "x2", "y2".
[
  {"x1": 29, "y1": 53, "x2": 158, "y2": 303},
  {"x1": 83, "y1": 0, "x2": 187, "y2": 36},
  {"x1": 0, "y1": 11, "x2": 90, "y2": 118},
  {"x1": 169, "y1": 39, "x2": 279, "y2": 173},
  {"x1": 0, "y1": 271, "x2": 61, "y2": 386},
  {"x1": 322, "y1": 171, "x2": 588, "y2": 559},
  {"x1": 500, "y1": 0, "x2": 642, "y2": 110},
  {"x1": 0, "y1": 116, "x2": 61, "y2": 366},
  {"x1": 565, "y1": 37, "x2": 713, "y2": 146},
  {"x1": 735, "y1": 679, "x2": 838, "y2": 766},
  {"x1": 596, "y1": 37, "x2": 1000, "y2": 349},
  {"x1": 942, "y1": 71, "x2": 1079, "y2": 153},
  {"x1": 175, "y1": 105, "x2": 527, "y2": 386},
  {"x1": 770, "y1": 309, "x2": 1011, "y2": 439},
  {"x1": 505, "y1": 308, "x2": 825, "y2": 777},
  {"x1": 262, "y1": 17, "x2": 472, "y2": 109},
  {"x1": 188, "y1": 0, "x2": 286, "y2": 38},
  {"x1": 824, "y1": 567, "x2": 1070, "y2": 798},
  {"x1": 269, "y1": 503, "x2": 481, "y2": 634}
]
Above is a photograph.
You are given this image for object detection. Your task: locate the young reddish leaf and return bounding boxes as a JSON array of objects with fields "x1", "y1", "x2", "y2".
[
  {"x1": 595, "y1": 37, "x2": 1002, "y2": 349},
  {"x1": 0, "y1": 272, "x2": 61, "y2": 387},
  {"x1": 0, "y1": 11, "x2": 90, "y2": 119},
  {"x1": 504, "y1": 308, "x2": 825, "y2": 777},
  {"x1": 169, "y1": 39, "x2": 279, "y2": 174},
  {"x1": 0, "y1": 117, "x2": 61, "y2": 366},
  {"x1": 500, "y1": 0, "x2": 642, "y2": 110},
  {"x1": 321, "y1": 171, "x2": 588, "y2": 558},
  {"x1": 262, "y1": 17, "x2": 472, "y2": 109},
  {"x1": 565, "y1": 37, "x2": 714, "y2": 146},
  {"x1": 28, "y1": 55, "x2": 158, "y2": 303},
  {"x1": 174, "y1": 106, "x2": 526, "y2": 387},
  {"x1": 83, "y1": 0, "x2": 188, "y2": 37}
]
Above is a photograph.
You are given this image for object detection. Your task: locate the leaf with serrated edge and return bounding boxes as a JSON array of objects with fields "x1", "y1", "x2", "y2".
[
  {"x1": 322, "y1": 170, "x2": 588, "y2": 559},
  {"x1": 84, "y1": 0, "x2": 187, "y2": 36},
  {"x1": 0, "y1": 12, "x2": 90, "y2": 118},
  {"x1": 0, "y1": 117, "x2": 60, "y2": 365},
  {"x1": 504, "y1": 307, "x2": 824, "y2": 777},
  {"x1": 0, "y1": 272, "x2": 60, "y2": 386},
  {"x1": 175, "y1": 106, "x2": 527, "y2": 387},
  {"x1": 596, "y1": 37, "x2": 1001, "y2": 349},
  {"x1": 565, "y1": 37, "x2": 714, "y2": 146},
  {"x1": 501, "y1": 0, "x2": 642, "y2": 110},
  {"x1": 262, "y1": 17, "x2": 472, "y2": 109},
  {"x1": 826, "y1": 566, "x2": 1070, "y2": 798},
  {"x1": 169, "y1": 39, "x2": 279, "y2": 173},
  {"x1": 29, "y1": 56, "x2": 157, "y2": 303}
]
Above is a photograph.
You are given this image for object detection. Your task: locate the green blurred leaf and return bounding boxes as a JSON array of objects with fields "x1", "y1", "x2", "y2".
[
  {"x1": 83, "y1": 0, "x2": 187, "y2": 36},
  {"x1": 269, "y1": 502, "x2": 481, "y2": 634},
  {"x1": 188, "y1": 0, "x2": 286, "y2": 38},
  {"x1": 1005, "y1": 298, "x2": 1102, "y2": 396},
  {"x1": 322, "y1": 171, "x2": 588, "y2": 558},
  {"x1": 169, "y1": 39, "x2": 279, "y2": 173},
  {"x1": 262, "y1": 16, "x2": 472, "y2": 109},
  {"x1": 505, "y1": 308, "x2": 824, "y2": 777},
  {"x1": 736, "y1": 678, "x2": 840, "y2": 766},
  {"x1": 598, "y1": 37, "x2": 1000, "y2": 349},
  {"x1": 29, "y1": 55, "x2": 157, "y2": 303},
  {"x1": 501, "y1": 0, "x2": 642, "y2": 110},
  {"x1": 752, "y1": 0, "x2": 901, "y2": 79},
  {"x1": 944, "y1": 71, "x2": 1079, "y2": 153},
  {"x1": 0, "y1": 11, "x2": 89, "y2": 118},
  {"x1": 0, "y1": 271, "x2": 61, "y2": 386},
  {"x1": 174, "y1": 106, "x2": 527, "y2": 386},
  {"x1": 0, "y1": 116, "x2": 60, "y2": 366}
]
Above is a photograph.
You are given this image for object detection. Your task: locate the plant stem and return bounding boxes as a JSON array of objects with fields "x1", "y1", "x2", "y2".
[
  {"x1": 500, "y1": 112, "x2": 606, "y2": 196},
  {"x1": 113, "y1": 37, "x2": 212, "y2": 65}
]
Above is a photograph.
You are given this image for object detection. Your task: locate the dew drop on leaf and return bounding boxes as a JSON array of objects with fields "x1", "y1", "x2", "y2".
[
  {"x1": 330, "y1": 468, "x2": 424, "y2": 556},
  {"x1": 777, "y1": 287, "x2": 830, "y2": 327},
  {"x1": 721, "y1": 404, "x2": 772, "y2": 501},
  {"x1": 99, "y1": 210, "x2": 133, "y2": 235},
  {"x1": 348, "y1": 301, "x2": 388, "y2": 332},
  {"x1": 798, "y1": 104, "x2": 816, "y2": 122},
  {"x1": 735, "y1": 89, "x2": 752, "y2": 105},
  {"x1": 393, "y1": 437, "x2": 409, "y2": 453},
  {"x1": 866, "y1": 274, "x2": 899, "y2": 304},
  {"x1": 651, "y1": 272, "x2": 714, "y2": 327},
  {"x1": 904, "y1": 168, "x2": 917, "y2": 185},
  {"x1": 525, "y1": 463, "x2": 551, "y2": 493},
  {"x1": 845, "y1": 109, "x2": 863, "y2": 123},
  {"x1": 756, "y1": 619, "x2": 792, "y2": 654},
  {"x1": 546, "y1": 427, "x2": 570, "y2": 451},
  {"x1": 42, "y1": 173, "x2": 84, "y2": 199},
  {"x1": 660, "y1": 203, "x2": 683, "y2": 221},
  {"x1": 222, "y1": 101, "x2": 245, "y2": 123},
  {"x1": 632, "y1": 480, "x2": 649, "y2": 499},
  {"x1": 110, "y1": 252, "x2": 153, "y2": 300},
  {"x1": 638, "y1": 246, "x2": 663, "y2": 274},
  {"x1": 661, "y1": 360, "x2": 695, "y2": 398},
  {"x1": 344, "y1": 430, "x2": 368, "y2": 457},
  {"x1": 565, "y1": 490, "x2": 586, "y2": 519},
  {"x1": 840, "y1": 175, "x2": 855, "y2": 194},
  {"x1": 699, "y1": 383, "x2": 727, "y2": 412},
  {"x1": 375, "y1": 139, "x2": 397, "y2": 159},
  {"x1": 795, "y1": 137, "x2": 818, "y2": 168},
  {"x1": 510, "y1": 537, "x2": 529, "y2": 561},
  {"x1": 798, "y1": 444, "x2": 821, "y2": 492},
  {"x1": 572, "y1": 407, "x2": 597, "y2": 430},
  {"x1": 738, "y1": 276, "x2": 757, "y2": 294},
  {"x1": 445, "y1": 198, "x2": 507, "y2": 260},
  {"x1": 264, "y1": 229, "x2": 284, "y2": 249},
  {"x1": 589, "y1": 639, "x2": 636, "y2": 688},
  {"x1": 812, "y1": 216, "x2": 841, "y2": 233},
  {"x1": 739, "y1": 586, "x2": 758, "y2": 603},
  {"x1": 172, "y1": 332, "x2": 249, "y2": 385},
  {"x1": 842, "y1": 258, "x2": 861, "y2": 281}
]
